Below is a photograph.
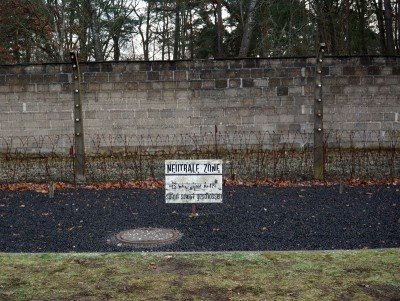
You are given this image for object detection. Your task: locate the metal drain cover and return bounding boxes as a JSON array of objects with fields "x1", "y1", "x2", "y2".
[{"x1": 115, "y1": 228, "x2": 181, "y2": 248}]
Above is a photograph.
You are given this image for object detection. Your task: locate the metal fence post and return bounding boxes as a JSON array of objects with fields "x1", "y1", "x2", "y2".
[
  {"x1": 70, "y1": 51, "x2": 86, "y2": 184},
  {"x1": 314, "y1": 43, "x2": 326, "y2": 180}
]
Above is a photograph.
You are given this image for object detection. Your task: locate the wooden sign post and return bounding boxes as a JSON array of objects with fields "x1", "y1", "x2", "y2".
[
  {"x1": 314, "y1": 43, "x2": 326, "y2": 180},
  {"x1": 70, "y1": 51, "x2": 85, "y2": 184}
]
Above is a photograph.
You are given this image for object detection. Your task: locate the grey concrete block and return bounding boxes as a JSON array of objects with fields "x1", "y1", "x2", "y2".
[
  {"x1": 147, "y1": 109, "x2": 160, "y2": 118},
  {"x1": 123, "y1": 72, "x2": 147, "y2": 82},
  {"x1": 228, "y1": 79, "x2": 240, "y2": 88},
  {"x1": 242, "y1": 78, "x2": 254, "y2": 88},
  {"x1": 174, "y1": 71, "x2": 187, "y2": 81},
  {"x1": 147, "y1": 71, "x2": 160, "y2": 81},
  {"x1": 241, "y1": 116, "x2": 255, "y2": 125},
  {"x1": 251, "y1": 69, "x2": 263, "y2": 78},
  {"x1": 190, "y1": 117, "x2": 203, "y2": 126},
  {"x1": 49, "y1": 84, "x2": 62, "y2": 92},
  {"x1": 98, "y1": 83, "x2": 113, "y2": 91},
  {"x1": 277, "y1": 86, "x2": 288, "y2": 96},
  {"x1": 254, "y1": 79, "x2": 268, "y2": 87},
  {"x1": 367, "y1": 66, "x2": 381, "y2": 75},
  {"x1": 83, "y1": 73, "x2": 109, "y2": 83},
  {"x1": 176, "y1": 81, "x2": 190, "y2": 89},
  {"x1": 202, "y1": 80, "x2": 215, "y2": 89},
  {"x1": 215, "y1": 79, "x2": 227, "y2": 89},
  {"x1": 162, "y1": 81, "x2": 176, "y2": 90}
]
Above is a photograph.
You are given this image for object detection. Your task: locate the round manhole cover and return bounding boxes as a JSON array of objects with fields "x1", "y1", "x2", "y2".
[{"x1": 114, "y1": 228, "x2": 181, "y2": 248}]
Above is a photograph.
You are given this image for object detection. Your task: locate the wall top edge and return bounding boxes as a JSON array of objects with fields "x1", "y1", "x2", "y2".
[{"x1": 1, "y1": 55, "x2": 399, "y2": 68}]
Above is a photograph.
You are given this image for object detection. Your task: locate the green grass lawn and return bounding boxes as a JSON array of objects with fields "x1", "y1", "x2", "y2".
[{"x1": 0, "y1": 250, "x2": 399, "y2": 301}]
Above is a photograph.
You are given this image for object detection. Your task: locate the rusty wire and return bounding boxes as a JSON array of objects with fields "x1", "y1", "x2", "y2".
[{"x1": 0, "y1": 130, "x2": 398, "y2": 183}]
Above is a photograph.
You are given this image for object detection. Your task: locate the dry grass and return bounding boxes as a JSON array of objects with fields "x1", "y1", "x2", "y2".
[{"x1": 0, "y1": 249, "x2": 399, "y2": 300}]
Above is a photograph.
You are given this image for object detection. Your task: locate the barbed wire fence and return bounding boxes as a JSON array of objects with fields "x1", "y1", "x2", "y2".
[{"x1": 0, "y1": 130, "x2": 398, "y2": 184}]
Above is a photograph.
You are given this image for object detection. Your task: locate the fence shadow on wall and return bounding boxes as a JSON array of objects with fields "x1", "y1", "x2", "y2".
[{"x1": 0, "y1": 130, "x2": 399, "y2": 184}]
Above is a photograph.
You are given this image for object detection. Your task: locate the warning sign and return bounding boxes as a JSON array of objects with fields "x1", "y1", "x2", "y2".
[{"x1": 165, "y1": 160, "x2": 223, "y2": 204}]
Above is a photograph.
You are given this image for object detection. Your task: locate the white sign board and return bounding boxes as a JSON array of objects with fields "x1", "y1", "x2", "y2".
[{"x1": 165, "y1": 160, "x2": 223, "y2": 203}]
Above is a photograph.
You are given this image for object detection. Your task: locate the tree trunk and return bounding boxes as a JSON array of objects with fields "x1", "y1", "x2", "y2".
[
  {"x1": 373, "y1": 0, "x2": 387, "y2": 54},
  {"x1": 161, "y1": 5, "x2": 166, "y2": 61},
  {"x1": 60, "y1": 1, "x2": 66, "y2": 61},
  {"x1": 345, "y1": 0, "x2": 351, "y2": 54},
  {"x1": 238, "y1": 0, "x2": 257, "y2": 57},
  {"x1": 189, "y1": 8, "x2": 194, "y2": 59},
  {"x1": 78, "y1": 0, "x2": 90, "y2": 61},
  {"x1": 316, "y1": 1, "x2": 325, "y2": 46},
  {"x1": 143, "y1": 1, "x2": 151, "y2": 60},
  {"x1": 138, "y1": 27, "x2": 147, "y2": 60},
  {"x1": 260, "y1": 19, "x2": 268, "y2": 57},
  {"x1": 47, "y1": 0, "x2": 64, "y2": 61},
  {"x1": 167, "y1": 14, "x2": 171, "y2": 60},
  {"x1": 93, "y1": 24, "x2": 103, "y2": 61},
  {"x1": 91, "y1": 2, "x2": 103, "y2": 61},
  {"x1": 357, "y1": 0, "x2": 368, "y2": 54},
  {"x1": 384, "y1": 0, "x2": 396, "y2": 54},
  {"x1": 113, "y1": 36, "x2": 120, "y2": 61},
  {"x1": 131, "y1": 37, "x2": 135, "y2": 60},
  {"x1": 132, "y1": 3, "x2": 147, "y2": 60},
  {"x1": 165, "y1": 9, "x2": 171, "y2": 61},
  {"x1": 398, "y1": 0, "x2": 400, "y2": 53},
  {"x1": 328, "y1": 6, "x2": 337, "y2": 55},
  {"x1": 173, "y1": 1, "x2": 181, "y2": 60},
  {"x1": 180, "y1": 4, "x2": 187, "y2": 59},
  {"x1": 216, "y1": 0, "x2": 224, "y2": 58},
  {"x1": 25, "y1": 38, "x2": 32, "y2": 62}
]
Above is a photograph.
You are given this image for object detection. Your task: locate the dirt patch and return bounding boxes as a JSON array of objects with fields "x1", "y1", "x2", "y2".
[
  {"x1": 58, "y1": 293, "x2": 96, "y2": 301},
  {"x1": 116, "y1": 282, "x2": 151, "y2": 294},
  {"x1": 32, "y1": 290, "x2": 134, "y2": 301},
  {"x1": 261, "y1": 254, "x2": 293, "y2": 269},
  {"x1": 155, "y1": 258, "x2": 199, "y2": 276},
  {"x1": 185, "y1": 285, "x2": 230, "y2": 301},
  {"x1": 343, "y1": 267, "x2": 371, "y2": 274},
  {"x1": 362, "y1": 284, "x2": 400, "y2": 301},
  {"x1": 211, "y1": 258, "x2": 235, "y2": 267},
  {"x1": 334, "y1": 283, "x2": 400, "y2": 301},
  {"x1": 273, "y1": 287, "x2": 300, "y2": 299},
  {"x1": 232, "y1": 284, "x2": 265, "y2": 295},
  {"x1": 69, "y1": 258, "x2": 101, "y2": 268},
  {"x1": 0, "y1": 291, "x2": 16, "y2": 301},
  {"x1": 6, "y1": 277, "x2": 29, "y2": 287},
  {"x1": 47, "y1": 266, "x2": 67, "y2": 275},
  {"x1": 334, "y1": 291, "x2": 354, "y2": 301}
]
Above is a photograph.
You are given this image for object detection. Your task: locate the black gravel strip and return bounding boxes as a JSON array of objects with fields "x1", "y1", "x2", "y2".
[{"x1": 0, "y1": 185, "x2": 399, "y2": 252}]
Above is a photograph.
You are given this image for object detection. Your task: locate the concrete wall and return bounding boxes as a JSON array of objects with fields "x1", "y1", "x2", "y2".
[{"x1": 0, "y1": 56, "x2": 399, "y2": 151}]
